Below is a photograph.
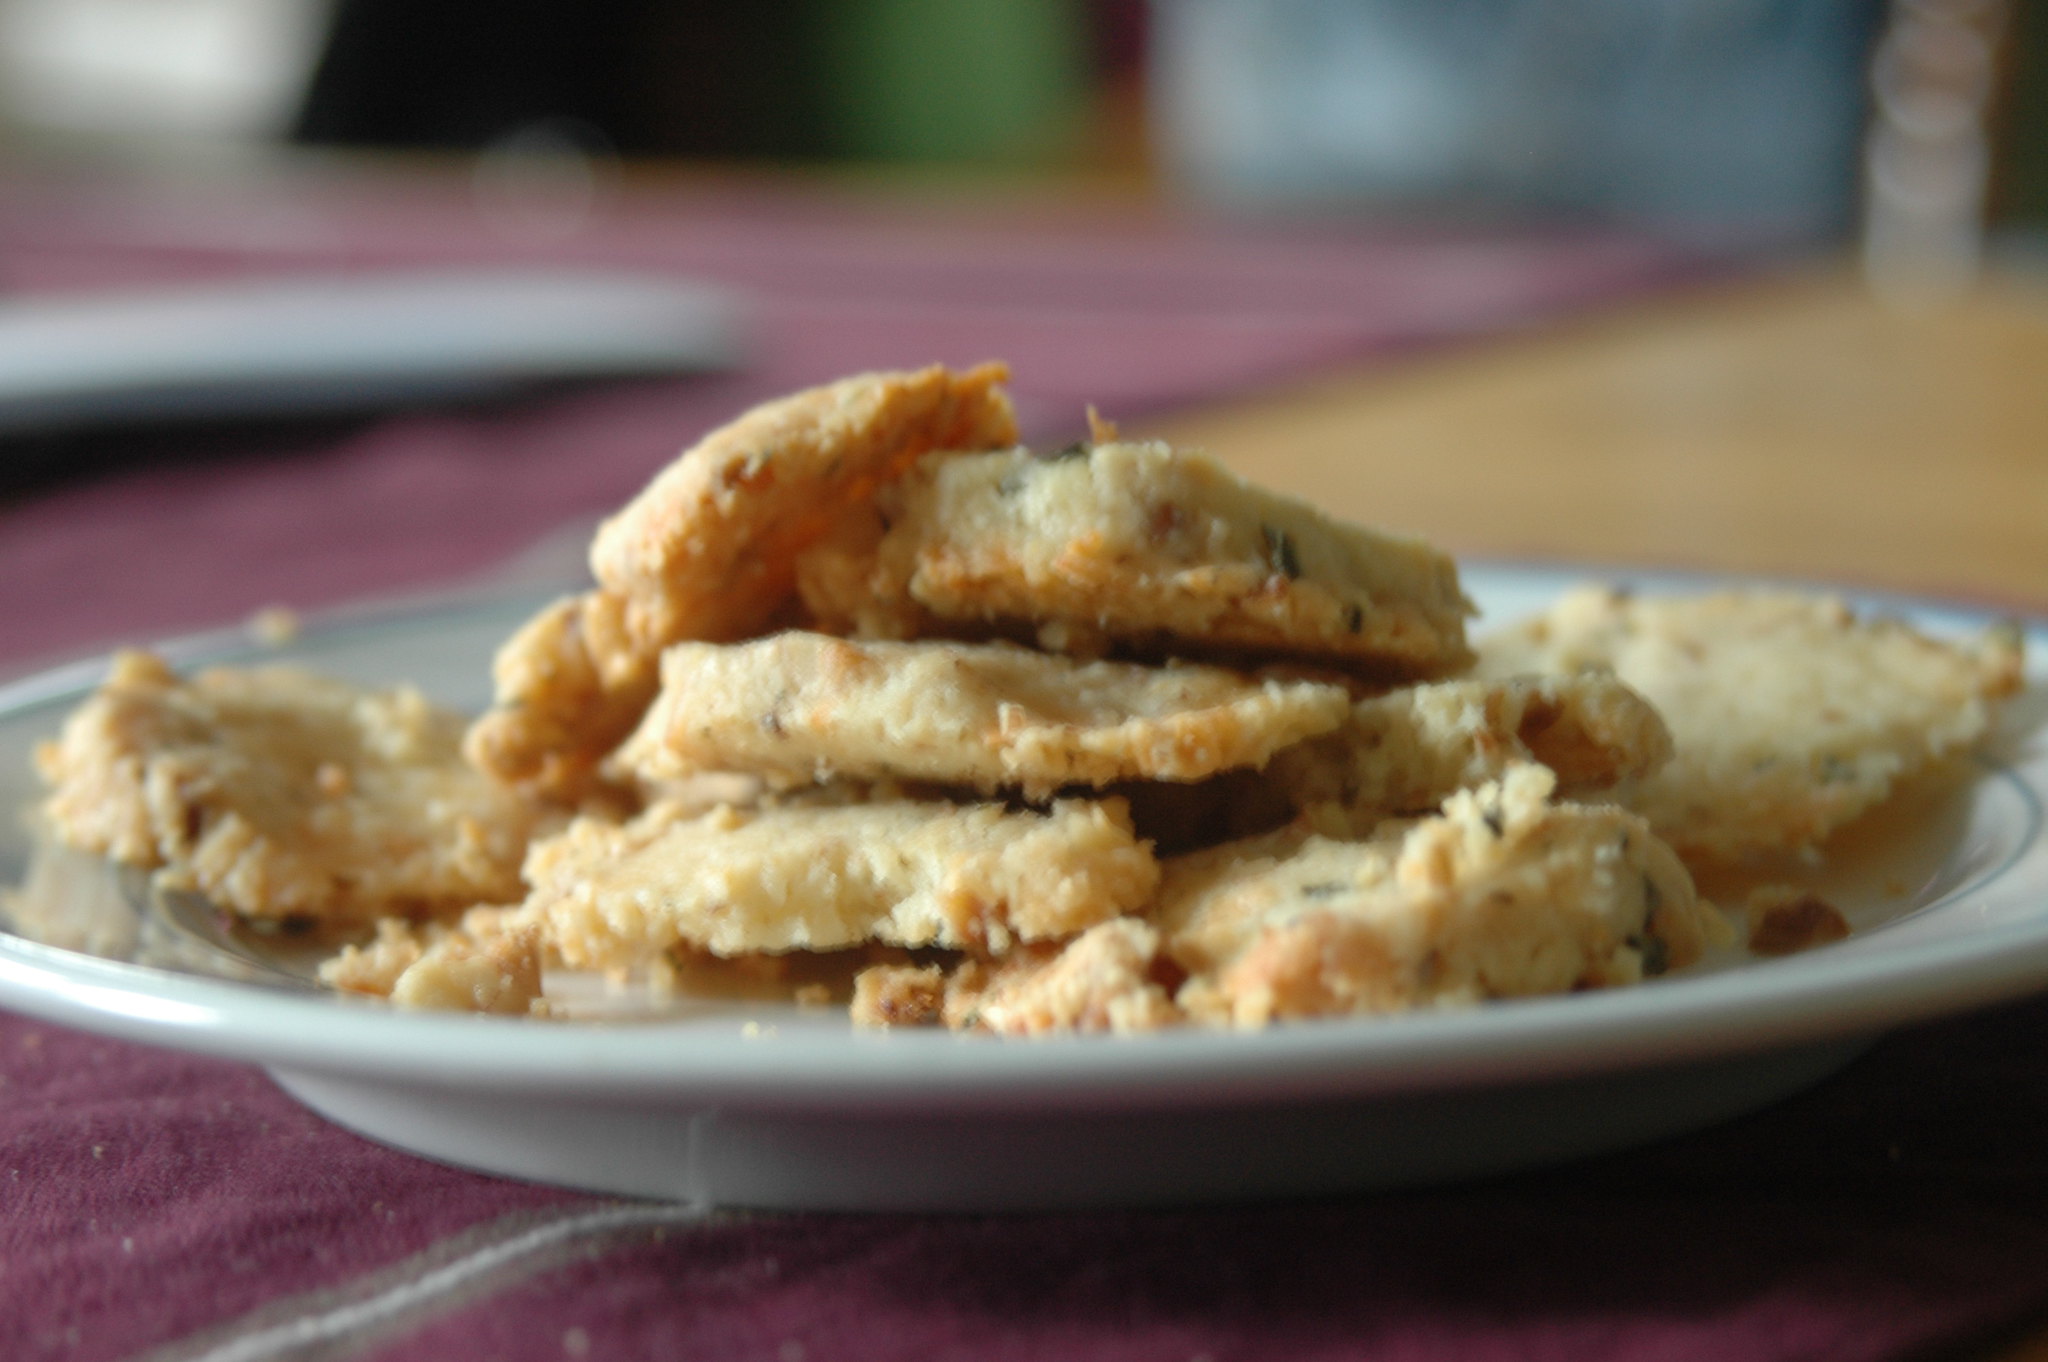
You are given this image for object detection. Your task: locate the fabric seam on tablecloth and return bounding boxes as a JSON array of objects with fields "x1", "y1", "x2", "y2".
[{"x1": 132, "y1": 1200, "x2": 728, "y2": 1362}]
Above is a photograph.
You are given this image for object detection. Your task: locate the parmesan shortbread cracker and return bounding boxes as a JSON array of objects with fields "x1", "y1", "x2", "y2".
[
  {"x1": 468, "y1": 363, "x2": 1016, "y2": 795},
  {"x1": 1263, "y1": 672, "x2": 1674, "y2": 832},
  {"x1": 615, "y1": 632, "x2": 1352, "y2": 799},
  {"x1": 795, "y1": 440, "x2": 1474, "y2": 678},
  {"x1": 848, "y1": 961, "x2": 950, "y2": 1028},
  {"x1": 524, "y1": 795, "x2": 1159, "y2": 967},
  {"x1": 1476, "y1": 587, "x2": 2025, "y2": 864},
  {"x1": 850, "y1": 919, "x2": 1182, "y2": 1035},
  {"x1": 36, "y1": 652, "x2": 542, "y2": 922},
  {"x1": 321, "y1": 910, "x2": 543, "y2": 1015},
  {"x1": 940, "y1": 918, "x2": 1182, "y2": 1036},
  {"x1": 1158, "y1": 765, "x2": 1718, "y2": 1029}
]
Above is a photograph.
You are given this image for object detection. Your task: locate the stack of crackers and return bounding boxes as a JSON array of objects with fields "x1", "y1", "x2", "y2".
[{"x1": 27, "y1": 365, "x2": 2026, "y2": 1033}]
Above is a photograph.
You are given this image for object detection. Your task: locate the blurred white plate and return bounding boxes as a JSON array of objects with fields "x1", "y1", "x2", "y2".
[
  {"x1": 0, "y1": 565, "x2": 2041, "y2": 1210},
  {"x1": 0, "y1": 269, "x2": 741, "y2": 434}
]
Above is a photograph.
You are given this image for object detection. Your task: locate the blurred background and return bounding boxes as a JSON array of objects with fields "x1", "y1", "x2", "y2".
[
  {"x1": 0, "y1": 0, "x2": 2037, "y2": 251},
  {"x1": 3, "y1": 0, "x2": 2046, "y2": 664}
]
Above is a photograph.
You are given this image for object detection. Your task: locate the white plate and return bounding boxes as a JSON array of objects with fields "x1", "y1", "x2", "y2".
[
  {"x1": 1, "y1": 566, "x2": 2042, "y2": 1210},
  {"x1": 0, "y1": 269, "x2": 741, "y2": 436}
]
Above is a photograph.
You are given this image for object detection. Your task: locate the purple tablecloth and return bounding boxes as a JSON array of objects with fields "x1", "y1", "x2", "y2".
[
  {"x1": 5, "y1": 170, "x2": 2042, "y2": 1362},
  {"x1": 0, "y1": 170, "x2": 1695, "y2": 669}
]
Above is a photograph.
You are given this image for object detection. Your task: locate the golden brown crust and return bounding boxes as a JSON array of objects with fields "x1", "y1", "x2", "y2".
[
  {"x1": 525, "y1": 794, "x2": 1160, "y2": 966},
  {"x1": 389, "y1": 925, "x2": 543, "y2": 1014},
  {"x1": 1263, "y1": 672, "x2": 1675, "y2": 832},
  {"x1": 321, "y1": 917, "x2": 436, "y2": 996},
  {"x1": 849, "y1": 962, "x2": 947, "y2": 1028},
  {"x1": 467, "y1": 364, "x2": 1016, "y2": 794},
  {"x1": 614, "y1": 632, "x2": 1351, "y2": 799},
  {"x1": 36, "y1": 652, "x2": 543, "y2": 922},
  {"x1": 320, "y1": 912, "x2": 544, "y2": 1015},
  {"x1": 940, "y1": 918, "x2": 1183, "y2": 1035},
  {"x1": 592, "y1": 362, "x2": 1017, "y2": 640},
  {"x1": 1159, "y1": 765, "x2": 1722, "y2": 1028},
  {"x1": 464, "y1": 590, "x2": 652, "y2": 799},
  {"x1": 1477, "y1": 587, "x2": 2026, "y2": 864},
  {"x1": 795, "y1": 440, "x2": 1474, "y2": 678}
]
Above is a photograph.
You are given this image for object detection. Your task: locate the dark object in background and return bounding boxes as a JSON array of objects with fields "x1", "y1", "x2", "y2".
[
  {"x1": 296, "y1": 0, "x2": 1142, "y2": 166},
  {"x1": 295, "y1": 0, "x2": 832, "y2": 157},
  {"x1": 1993, "y1": 0, "x2": 2048, "y2": 226}
]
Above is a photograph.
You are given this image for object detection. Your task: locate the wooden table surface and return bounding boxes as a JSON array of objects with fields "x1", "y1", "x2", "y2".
[
  {"x1": 1152, "y1": 266, "x2": 2048, "y2": 615},
  {"x1": 1159, "y1": 262, "x2": 2048, "y2": 1362}
]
